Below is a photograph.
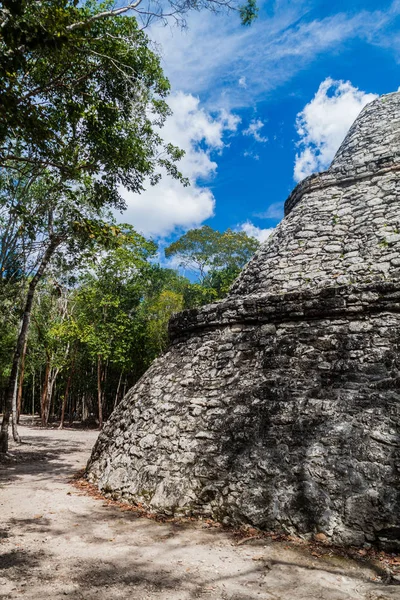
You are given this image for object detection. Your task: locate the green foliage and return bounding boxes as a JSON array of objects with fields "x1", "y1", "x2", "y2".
[
  {"x1": 0, "y1": 307, "x2": 18, "y2": 380},
  {"x1": 0, "y1": 0, "x2": 187, "y2": 199},
  {"x1": 3, "y1": 222, "x2": 260, "y2": 422},
  {"x1": 203, "y1": 265, "x2": 243, "y2": 298},
  {"x1": 239, "y1": 0, "x2": 259, "y2": 25},
  {"x1": 0, "y1": 1, "x2": 259, "y2": 428},
  {"x1": 71, "y1": 238, "x2": 154, "y2": 366},
  {"x1": 31, "y1": 282, "x2": 71, "y2": 370},
  {"x1": 165, "y1": 225, "x2": 260, "y2": 290},
  {"x1": 143, "y1": 290, "x2": 184, "y2": 355},
  {"x1": 181, "y1": 282, "x2": 218, "y2": 308}
]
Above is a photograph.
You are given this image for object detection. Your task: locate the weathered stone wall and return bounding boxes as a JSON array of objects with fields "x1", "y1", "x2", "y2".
[
  {"x1": 88, "y1": 282, "x2": 400, "y2": 546},
  {"x1": 87, "y1": 92, "x2": 400, "y2": 548},
  {"x1": 230, "y1": 170, "x2": 400, "y2": 296}
]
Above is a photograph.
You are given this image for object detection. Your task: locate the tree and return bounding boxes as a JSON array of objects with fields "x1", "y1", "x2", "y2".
[
  {"x1": 203, "y1": 265, "x2": 244, "y2": 298},
  {"x1": 4, "y1": 224, "x2": 258, "y2": 430},
  {"x1": 30, "y1": 281, "x2": 72, "y2": 426},
  {"x1": 0, "y1": 0, "x2": 257, "y2": 174},
  {"x1": 0, "y1": 0, "x2": 258, "y2": 451},
  {"x1": 142, "y1": 289, "x2": 184, "y2": 356},
  {"x1": 67, "y1": 231, "x2": 157, "y2": 426},
  {"x1": 0, "y1": 0, "x2": 187, "y2": 452},
  {"x1": 165, "y1": 225, "x2": 260, "y2": 289},
  {"x1": 0, "y1": 1, "x2": 187, "y2": 190},
  {"x1": 0, "y1": 168, "x2": 164, "y2": 450}
]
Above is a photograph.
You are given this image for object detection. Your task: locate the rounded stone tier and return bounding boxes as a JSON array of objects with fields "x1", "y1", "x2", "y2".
[
  {"x1": 329, "y1": 91, "x2": 400, "y2": 176},
  {"x1": 87, "y1": 93, "x2": 400, "y2": 549},
  {"x1": 230, "y1": 92, "x2": 400, "y2": 298}
]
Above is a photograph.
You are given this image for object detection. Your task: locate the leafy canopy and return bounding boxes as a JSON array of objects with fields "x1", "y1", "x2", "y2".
[
  {"x1": 165, "y1": 225, "x2": 260, "y2": 283},
  {"x1": 0, "y1": 0, "x2": 187, "y2": 205}
]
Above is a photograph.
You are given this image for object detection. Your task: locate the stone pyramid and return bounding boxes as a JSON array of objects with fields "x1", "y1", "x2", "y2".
[{"x1": 88, "y1": 92, "x2": 400, "y2": 548}]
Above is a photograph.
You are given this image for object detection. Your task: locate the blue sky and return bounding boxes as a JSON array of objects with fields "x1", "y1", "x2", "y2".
[{"x1": 117, "y1": 0, "x2": 400, "y2": 246}]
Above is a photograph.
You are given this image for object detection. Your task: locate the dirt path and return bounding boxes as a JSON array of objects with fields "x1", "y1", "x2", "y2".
[{"x1": 0, "y1": 422, "x2": 399, "y2": 600}]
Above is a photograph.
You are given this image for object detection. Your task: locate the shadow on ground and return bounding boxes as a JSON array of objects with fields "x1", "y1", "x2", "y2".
[
  {"x1": 0, "y1": 435, "x2": 88, "y2": 485},
  {"x1": 0, "y1": 424, "x2": 399, "y2": 599}
]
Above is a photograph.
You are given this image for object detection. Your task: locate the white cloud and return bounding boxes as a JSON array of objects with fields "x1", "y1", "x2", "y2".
[
  {"x1": 243, "y1": 119, "x2": 268, "y2": 143},
  {"x1": 243, "y1": 150, "x2": 260, "y2": 160},
  {"x1": 149, "y1": 2, "x2": 400, "y2": 110},
  {"x1": 118, "y1": 92, "x2": 239, "y2": 237},
  {"x1": 255, "y1": 202, "x2": 284, "y2": 220},
  {"x1": 294, "y1": 78, "x2": 377, "y2": 182},
  {"x1": 237, "y1": 221, "x2": 274, "y2": 243}
]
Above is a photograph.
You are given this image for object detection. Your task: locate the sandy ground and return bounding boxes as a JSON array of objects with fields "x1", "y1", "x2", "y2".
[{"x1": 0, "y1": 421, "x2": 399, "y2": 600}]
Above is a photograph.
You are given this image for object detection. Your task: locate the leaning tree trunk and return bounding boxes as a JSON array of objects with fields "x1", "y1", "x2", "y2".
[{"x1": 0, "y1": 236, "x2": 61, "y2": 453}]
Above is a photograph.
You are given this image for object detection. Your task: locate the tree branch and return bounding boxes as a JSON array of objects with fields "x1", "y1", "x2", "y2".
[
  {"x1": 66, "y1": 1, "x2": 144, "y2": 31},
  {"x1": 1, "y1": 155, "x2": 66, "y2": 170}
]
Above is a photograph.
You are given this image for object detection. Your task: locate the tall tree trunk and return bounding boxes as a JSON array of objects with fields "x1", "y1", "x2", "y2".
[
  {"x1": 59, "y1": 358, "x2": 75, "y2": 430},
  {"x1": 69, "y1": 392, "x2": 76, "y2": 424},
  {"x1": 31, "y1": 371, "x2": 35, "y2": 417},
  {"x1": 45, "y1": 366, "x2": 59, "y2": 425},
  {"x1": 82, "y1": 393, "x2": 88, "y2": 422},
  {"x1": 50, "y1": 379, "x2": 56, "y2": 420},
  {"x1": 16, "y1": 338, "x2": 28, "y2": 423},
  {"x1": 101, "y1": 358, "x2": 108, "y2": 416},
  {"x1": 41, "y1": 356, "x2": 51, "y2": 427},
  {"x1": 97, "y1": 355, "x2": 103, "y2": 429},
  {"x1": 0, "y1": 236, "x2": 61, "y2": 453},
  {"x1": 47, "y1": 381, "x2": 53, "y2": 424},
  {"x1": 11, "y1": 371, "x2": 21, "y2": 443}
]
